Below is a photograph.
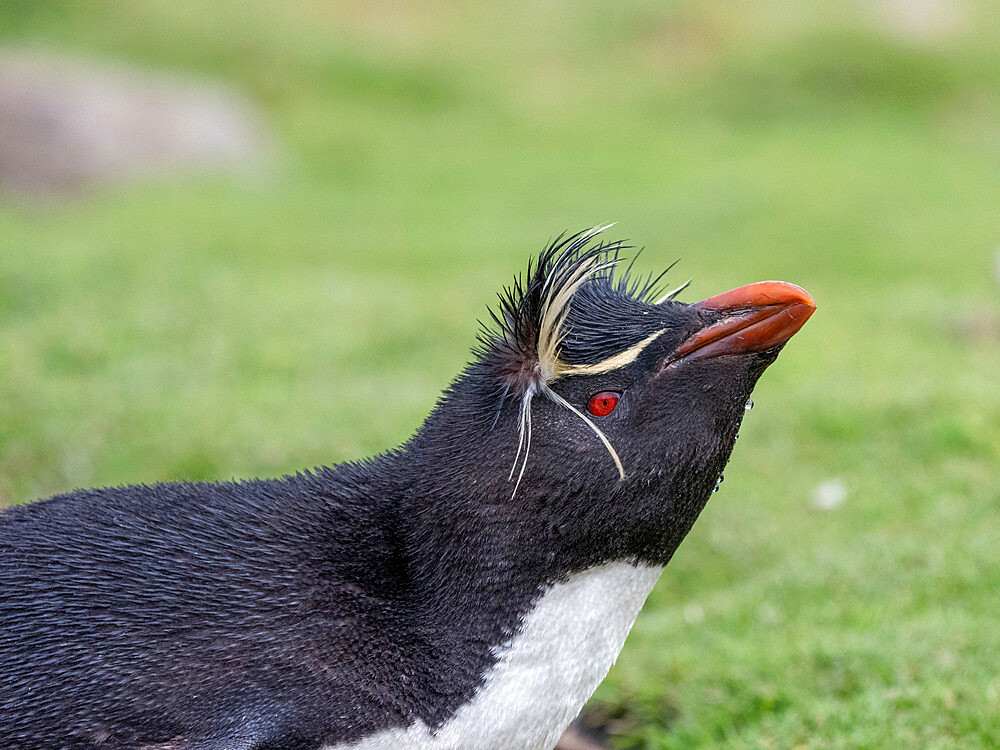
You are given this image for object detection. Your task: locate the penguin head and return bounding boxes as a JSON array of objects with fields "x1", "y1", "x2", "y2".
[{"x1": 418, "y1": 227, "x2": 815, "y2": 569}]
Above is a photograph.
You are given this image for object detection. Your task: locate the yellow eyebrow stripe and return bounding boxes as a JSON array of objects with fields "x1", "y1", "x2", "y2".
[{"x1": 555, "y1": 328, "x2": 668, "y2": 379}]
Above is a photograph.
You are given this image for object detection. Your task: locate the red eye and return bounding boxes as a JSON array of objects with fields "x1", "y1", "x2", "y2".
[{"x1": 587, "y1": 392, "x2": 619, "y2": 417}]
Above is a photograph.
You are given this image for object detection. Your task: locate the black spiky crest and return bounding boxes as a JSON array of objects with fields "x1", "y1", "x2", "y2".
[
  {"x1": 472, "y1": 226, "x2": 686, "y2": 496},
  {"x1": 475, "y1": 226, "x2": 678, "y2": 395}
]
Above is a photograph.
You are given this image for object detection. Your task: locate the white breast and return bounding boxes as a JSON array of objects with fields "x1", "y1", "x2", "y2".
[{"x1": 331, "y1": 561, "x2": 663, "y2": 750}]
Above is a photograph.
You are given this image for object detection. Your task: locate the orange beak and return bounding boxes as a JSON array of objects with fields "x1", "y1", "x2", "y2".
[{"x1": 668, "y1": 281, "x2": 816, "y2": 366}]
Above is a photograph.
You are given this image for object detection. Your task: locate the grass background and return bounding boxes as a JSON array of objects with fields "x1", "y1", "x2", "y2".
[{"x1": 1, "y1": 1, "x2": 999, "y2": 747}]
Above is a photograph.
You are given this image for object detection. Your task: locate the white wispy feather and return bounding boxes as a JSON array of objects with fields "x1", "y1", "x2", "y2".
[
  {"x1": 655, "y1": 278, "x2": 692, "y2": 305},
  {"x1": 542, "y1": 385, "x2": 625, "y2": 480},
  {"x1": 509, "y1": 388, "x2": 535, "y2": 500},
  {"x1": 509, "y1": 225, "x2": 629, "y2": 497}
]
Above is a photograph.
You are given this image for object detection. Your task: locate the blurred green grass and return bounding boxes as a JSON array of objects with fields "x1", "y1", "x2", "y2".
[{"x1": 1, "y1": 1, "x2": 999, "y2": 747}]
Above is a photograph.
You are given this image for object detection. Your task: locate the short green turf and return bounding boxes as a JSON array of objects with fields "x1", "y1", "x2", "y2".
[{"x1": 1, "y1": 2, "x2": 998, "y2": 747}]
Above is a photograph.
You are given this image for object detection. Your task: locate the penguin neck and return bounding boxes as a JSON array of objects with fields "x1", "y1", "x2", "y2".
[
  {"x1": 331, "y1": 561, "x2": 663, "y2": 750},
  {"x1": 387, "y1": 456, "x2": 551, "y2": 637},
  {"x1": 380, "y1": 427, "x2": 671, "y2": 619},
  {"x1": 321, "y1": 438, "x2": 666, "y2": 742}
]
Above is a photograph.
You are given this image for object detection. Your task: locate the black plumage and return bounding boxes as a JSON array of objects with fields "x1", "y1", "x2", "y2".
[{"x1": 0, "y1": 229, "x2": 815, "y2": 750}]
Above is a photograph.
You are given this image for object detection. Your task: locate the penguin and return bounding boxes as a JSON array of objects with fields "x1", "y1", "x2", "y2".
[{"x1": 0, "y1": 227, "x2": 816, "y2": 750}]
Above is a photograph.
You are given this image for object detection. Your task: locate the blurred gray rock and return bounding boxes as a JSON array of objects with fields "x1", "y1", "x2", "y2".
[
  {"x1": 556, "y1": 724, "x2": 609, "y2": 750},
  {"x1": 0, "y1": 48, "x2": 272, "y2": 197},
  {"x1": 557, "y1": 713, "x2": 618, "y2": 750}
]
